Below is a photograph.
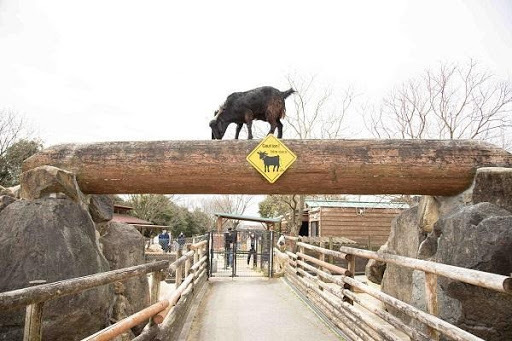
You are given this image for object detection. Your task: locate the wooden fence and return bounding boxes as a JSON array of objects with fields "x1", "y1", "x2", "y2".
[
  {"x1": 0, "y1": 238, "x2": 209, "y2": 341},
  {"x1": 278, "y1": 236, "x2": 512, "y2": 341}
]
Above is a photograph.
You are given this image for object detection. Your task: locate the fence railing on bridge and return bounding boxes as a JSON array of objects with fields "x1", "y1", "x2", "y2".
[
  {"x1": 277, "y1": 236, "x2": 511, "y2": 341},
  {"x1": 0, "y1": 236, "x2": 209, "y2": 341}
]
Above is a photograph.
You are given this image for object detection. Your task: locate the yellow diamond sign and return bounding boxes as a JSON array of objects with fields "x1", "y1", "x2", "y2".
[{"x1": 247, "y1": 135, "x2": 297, "y2": 183}]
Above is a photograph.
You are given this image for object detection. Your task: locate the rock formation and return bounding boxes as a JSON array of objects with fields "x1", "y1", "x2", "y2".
[
  {"x1": 89, "y1": 194, "x2": 113, "y2": 223},
  {"x1": 110, "y1": 282, "x2": 135, "y2": 341},
  {"x1": 99, "y1": 221, "x2": 150, "y2": 335},
  {"x1": 0, "y1": 198, "x2": 113, "y2": 340},
  {"x1": 0, "y1": 195, "x2": 16, "y2": 213},
  {"x1": 372, "y1": 167, "x2": 512, "y2": 341}
]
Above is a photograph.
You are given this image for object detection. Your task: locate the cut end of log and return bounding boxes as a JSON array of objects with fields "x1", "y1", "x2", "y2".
[
  {"x1": 152, "y1": 314, "x2": 164, "y2": 324},
  {"x1": 504, "y1": 277, "x2": 512, "y2": 293}
]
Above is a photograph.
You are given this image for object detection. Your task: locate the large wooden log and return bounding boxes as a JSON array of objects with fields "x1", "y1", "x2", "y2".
[{"x1": 22, "y1": 139, "x2": 512, "y2": 195}]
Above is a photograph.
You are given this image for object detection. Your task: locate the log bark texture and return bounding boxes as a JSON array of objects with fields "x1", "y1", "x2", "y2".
[{"x1": 22, "y1": 139, "x2": 512, "y2": 195}]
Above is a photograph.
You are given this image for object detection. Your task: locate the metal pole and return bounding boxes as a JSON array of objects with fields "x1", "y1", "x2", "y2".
[
  {"x1": 269, "y1": 231, "x2": 274, "y2": 278},
  {"x1": 206, "y1": 232, "x2": 211, "y2": 278},
  {"x1": 232, "y1": 230, "x2": 237, "y2": 277}
]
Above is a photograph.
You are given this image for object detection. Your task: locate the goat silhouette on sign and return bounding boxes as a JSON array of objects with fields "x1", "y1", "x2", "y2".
[{"x1": 258, "y1": 151, "x2": 280, "y2": 172}]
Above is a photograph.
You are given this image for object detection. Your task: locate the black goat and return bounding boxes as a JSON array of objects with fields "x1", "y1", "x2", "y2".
[
  {"x1": 258, "y1": 151, "x2": 280, "y2": 172},
  {"x1": 210, "y1": 86, "x2": 295, "y2": 139}
]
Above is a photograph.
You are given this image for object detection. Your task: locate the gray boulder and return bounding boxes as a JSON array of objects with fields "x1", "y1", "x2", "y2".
[
  {"x1": 473, "y1": 167, "x2": 512, "y2": 212},
  {"x1": 0, "y1": 185, "x2": 14, "y2": 197},
  {"x1": 426, "y1": 203, "x2": 512, "y2": 340},
  {"x1": 7, "y1": 185, "x2": 20, "y2": 198},
  {"x1": 0, "y1": 195, "x2": 16, "y2": 213},
  {"x1": 417, "y1": 195, "x2": 439, "y2": 233},
  {"x1": 365, "y1": 243, "x2": 387, "y2": 284},
  {"x1": 100, "y1": 221, "x2": 149, "y2": 335},
  {"x1": 380, "y1": 206, "x2": 426, "y2": 321},
  {"x1": 19, "y1": 166, "x2": 87, "y2": 208},
  {"x1": 0, "y1": 198, "x2": 113, "y2": 340},
  {"x1": 89, "y1": 195, "x2": 114, "y2": 223}
]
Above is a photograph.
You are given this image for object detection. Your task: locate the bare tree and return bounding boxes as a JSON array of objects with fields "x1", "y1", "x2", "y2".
[
  {"x1": 199, "y1": 195, "x2": 255, "y2": 230},
  {"x1": 0, "y1": 108, "x2": 25, "y2": 158},
  {"x1": 0, "y1": 109, "x2": 41, "y2": 186},
  {"x1": 258, "y1": 74, "x2": 358, "y2": 235},
  {"x1": 285, "y1": 73, "x2": 357, "y2": 139},
  {"x1": 368, "y1": 60, "x2": 512, "y2": 146}
]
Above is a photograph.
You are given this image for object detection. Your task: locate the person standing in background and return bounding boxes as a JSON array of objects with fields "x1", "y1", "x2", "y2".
[
  {"x1": 158, "y1": 230, "x2": 170, "y2": 253},
  {"x1": 277, "y1": 233, "x2": 286, "y2": 252},
  {"x1": 224, "y1": 228, "x2": 234, "y2": 268},
  {"x1": 177, "y1": 232, "x2": 186, "y2": 252},
  {"x1": 247, "y1": 232, "x2": 257, "y2": 266}
]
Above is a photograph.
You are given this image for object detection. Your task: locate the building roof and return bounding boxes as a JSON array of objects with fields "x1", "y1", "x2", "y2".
[
  {"x1": 305, "y1": 200, "x2": 409, "y2": 210},
  {"x1": 214, "y1": 212, "x2": 282, "y2": 224},
  {"x1": 114, "y1": 204, "x2": 134, "y2": 210},
  {"x1": 112, "y1": 213, "x2": 153, "y2": 225}
]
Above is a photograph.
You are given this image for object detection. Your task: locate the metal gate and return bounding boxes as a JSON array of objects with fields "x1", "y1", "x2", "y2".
[{"x1": 208, "y1": 230, "x2": 274, "y2": 278}]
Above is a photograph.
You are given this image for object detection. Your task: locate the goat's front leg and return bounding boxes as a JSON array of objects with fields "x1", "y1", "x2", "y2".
[
  {"x1": 235, "y1": 123, "x2": 243, "y2": 139},
  {"x1": 246, "y1": 121, "x2": 254, "y2": 139}
]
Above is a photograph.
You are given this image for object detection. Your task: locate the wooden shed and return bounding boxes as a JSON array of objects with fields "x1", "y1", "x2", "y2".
[{"x1": 305, "y1": 200, "x2": 408, "y2": 249}]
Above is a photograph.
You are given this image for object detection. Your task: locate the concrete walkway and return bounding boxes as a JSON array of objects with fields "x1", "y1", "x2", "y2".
[{"x1": 186, "y1": 278, "x2": 342, "y2": 341}]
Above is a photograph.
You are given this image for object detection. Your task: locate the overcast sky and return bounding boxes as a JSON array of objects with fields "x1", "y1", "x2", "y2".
[{"x1": 1, "y1": 0, "x2": 511, "y2": 147}]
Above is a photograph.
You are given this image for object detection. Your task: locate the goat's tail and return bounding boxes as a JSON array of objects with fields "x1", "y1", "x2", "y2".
[{"x1": 282, "y1": 88, "x2": 296, "y2": 99}]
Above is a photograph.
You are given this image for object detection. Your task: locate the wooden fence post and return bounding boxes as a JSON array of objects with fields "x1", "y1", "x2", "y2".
[
  {"x1": 149, "y1": 271, "x2": 163, "y2": 326},
  {"x1": 329, "y1": 237, "x2": 333, "y2": 264},
  {"x1": 298, "y1": 243, "x2": 305, "y2": 275},
  {"x1": 185, "y1": 246, "x2": 192, "y2": 279},
  {"x1": 150, "y1": 271, "x2": 162, "y2": 305},
  {"x1": 176, "y1": 247, "x2": 183, "y2": 287},
  {"x1": 345, "y1": 254, "x2": 356, "y2": 304},
  {"x1": 318, "y1": 242, "x2": 327, "y2": 286},
  {"x1": 425, "y1": 272, "x2": 440, "y2": 341},
  {"x1": 23, "y1": 280, "x2": 46, "y2": 341},
  {"x1": 193, "y1": 246, "x2": 199, "y2": 266}
]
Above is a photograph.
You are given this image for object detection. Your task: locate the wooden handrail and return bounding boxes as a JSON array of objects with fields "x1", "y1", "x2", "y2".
[
  {"x1": 82, "y1": 236, "x2": 209, "y2": 340},
  {"x1": 0, "y1": 261, "x2": 168, "y2": 311},
  {"x1": 339, "y1": 246, "x2": 512, "y2": 294},
  {"x1": 295, "y1": 266, "x2": 430, "y2": 341},
  {"x1": 282, "y1": 239, "x2": 511, "y2": 341},
  {"x1": 297, "y1": 252, "x2": 351, "y2": 276},
  {"x1": 296, "y1": 259, "x2": 483, "y2": 341},
  {"x1": 190, "y1": 240, "x2": 207, "y2": 250},
  {"x1": 83, "y1": 300, "x2": 170, "y2": 341},
  {"x1": 168, "y1": 250, "x2": 195, "y2": 272},
  {"x1": 0, "y1": 232, "x2": 210, "y2": 341},
  {"x1": 297, "y1": 242, "x2": 349, "y2": 260},
  {"x1": 190, "y1": 256, "x2": 208, "y2": 272},
  {"x1": 153, "y1": 273, "x2": 195, "y2": 324}
]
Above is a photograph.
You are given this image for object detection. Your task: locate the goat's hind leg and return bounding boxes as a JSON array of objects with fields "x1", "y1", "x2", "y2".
[
  {"x1": 246, "y1": 121, "x2": 254, "y2": 139},
  {"x1": 276, "y1": 119, "x2": 283, "y2": 138},
  {"x1": 234, "y1": 123, "x2": 243, "y2": 139},
  {"x1": 267, "y1": 122, "x2": 277, "y2": 136}
]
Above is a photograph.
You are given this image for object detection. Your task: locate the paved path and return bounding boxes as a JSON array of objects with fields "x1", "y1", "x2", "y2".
[{"x1": 186, "y1": 278, "x2": 342, "y2": 341}]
